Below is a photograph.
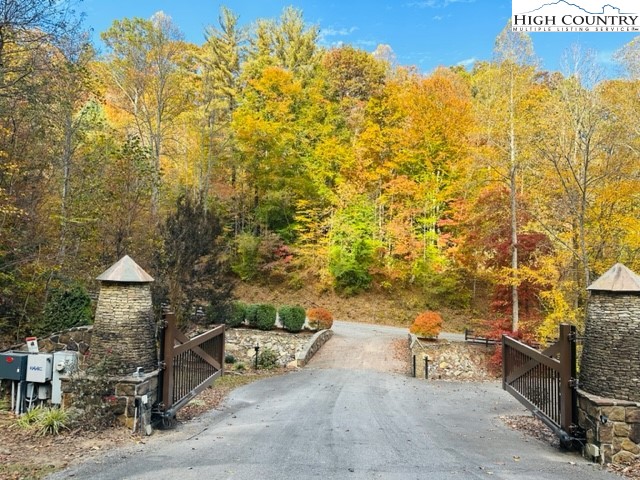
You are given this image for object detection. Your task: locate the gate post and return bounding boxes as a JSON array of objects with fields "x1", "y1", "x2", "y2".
[
  {"x1": 558, "y1": 323, "x2": 576, "y2": 435},
  {"x1": 161, "y1": 312, "x2": 176, "y2": 411}
]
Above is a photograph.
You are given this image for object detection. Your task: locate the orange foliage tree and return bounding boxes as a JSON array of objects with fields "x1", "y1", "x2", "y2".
[
  {"x1": 306, "y1": 308, "x2": 334, "y2": 330},
  {"x1": 409, "y1": 311, "x2": 443, "y2": 339}
]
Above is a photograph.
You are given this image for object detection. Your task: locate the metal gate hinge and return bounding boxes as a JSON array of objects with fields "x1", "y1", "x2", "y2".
[
  {"x1": 569, "y1": 378, "x2": 579, "y2": 388},
  {"x1": 158, "y1": 361, "x2": 166, "y2": 370}
]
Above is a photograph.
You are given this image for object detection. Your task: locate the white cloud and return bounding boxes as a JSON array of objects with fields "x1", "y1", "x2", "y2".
[
  {"x1": 320, "y1": 26, "x2": 358, "y2": 37},
  {"x1": 456, "y1": 57, "x2": 477, "y2": 67},
  {"x1": 356, "y1": 39, "x2": 378, "y2": 47},
  {"x1": 318, "y1": 26, "x2": 359, "y2": 45}
]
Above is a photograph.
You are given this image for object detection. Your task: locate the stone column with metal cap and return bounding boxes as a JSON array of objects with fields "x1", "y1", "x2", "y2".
[
  {"x1": 577, "y1": 263, "x2": 640, "y2": 464},
  {"x1": 90, "y1": 255, "x2": 157, "y2": 374}
]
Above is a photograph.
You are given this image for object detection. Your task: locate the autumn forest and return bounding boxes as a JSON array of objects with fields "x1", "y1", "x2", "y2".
[{"x1": 1, "y1": 2, "x2": 639, "y2": 343}]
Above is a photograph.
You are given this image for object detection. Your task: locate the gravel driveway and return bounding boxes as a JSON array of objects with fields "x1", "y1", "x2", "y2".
[{"x1": 48, "y1": 321, "x2": 617, "y2": 480}]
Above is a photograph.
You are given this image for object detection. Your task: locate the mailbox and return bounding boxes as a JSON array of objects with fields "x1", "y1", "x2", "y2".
[{"x1": 0, "y1": 352, "x2": 28, "y2": 381}]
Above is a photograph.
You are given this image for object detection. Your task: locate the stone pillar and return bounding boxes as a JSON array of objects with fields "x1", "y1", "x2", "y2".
[
  {"x1": 580, "y1": 263, "x2": 640, "y2": 402},
  {"x1": 577, "y1": 263, "x2": 640, "y2": 464},
  {"x1": 90, "y1": 255, "x2": 157, "y2": 374}
]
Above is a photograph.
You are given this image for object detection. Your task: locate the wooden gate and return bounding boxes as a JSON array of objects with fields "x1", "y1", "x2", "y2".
[
  {"x1": 157, "y1": 312, "x2": 225, "y2": 422},
  {"x1": 502, "y1": 323, "x2": 580, "y2": 447}
]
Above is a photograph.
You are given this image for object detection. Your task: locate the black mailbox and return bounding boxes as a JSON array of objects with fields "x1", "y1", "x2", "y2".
[{"x1": 0, "y1": 352, "x2": 28, "y2": 381}]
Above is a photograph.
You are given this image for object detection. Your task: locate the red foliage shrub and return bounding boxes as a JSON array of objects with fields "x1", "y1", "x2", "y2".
[
  {"x1": 409, "y1": 311, "x2": 443, "y2": 339},
  {"x1": 306, "y1": 307, "x2": 333, "y2": 330},
  {"x1": 482, "y1": 317, "x2": 539, "y2": 374}
]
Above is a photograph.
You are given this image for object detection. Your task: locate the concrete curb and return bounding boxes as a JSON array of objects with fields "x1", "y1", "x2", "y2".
[{"x1": 296, "y1": 329, "x2": 334, "y2": 367}]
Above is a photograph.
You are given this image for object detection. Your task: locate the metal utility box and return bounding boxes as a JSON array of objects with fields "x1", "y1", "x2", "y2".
[
  {"x1": 51, "y1": 351, "x2": 78, "y2": 405},
  {"x1": 26, "y1": 353, "x2": 53, "y2": 383},
  {"x1": 0, "y1": 352, "x2": 28, "y2": 381}
]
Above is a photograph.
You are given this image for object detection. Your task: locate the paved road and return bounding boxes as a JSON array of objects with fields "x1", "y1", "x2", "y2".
[{"x1": 48, "y1": 322, "x2": 616, "y2": 480}]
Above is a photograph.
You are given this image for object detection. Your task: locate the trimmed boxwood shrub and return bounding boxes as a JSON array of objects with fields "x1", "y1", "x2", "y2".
[
  {"x1": 226, "y1": 302, "x2": 247, "y2": 328},
  {"x1": 245, "y1": 304, "x2": 259, "y2": 327},
  {"x1": 279, "y1": 305, "x2": 306, "y2": 333},
  {"x1": 255, "y1": 304, "x2": 276, "y2": 331},
  {"x1": 306, "y1": 307, "x2": 333, "y2": 330}
]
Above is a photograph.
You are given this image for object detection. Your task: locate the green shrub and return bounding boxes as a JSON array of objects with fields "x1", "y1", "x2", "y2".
[
  {"x1": 279, "y1": 305, "x2": 306, "y2": 333},
  {"x1": 226, "y1": 302, "x2": 247, "y2": 328},
  {"x1": 245, "y1": 304, "x2": 259, "y2": 327},
  {"x1": 37, "y1": 284, "x2": 92, "y2": 335},
  {"x1": 224, "y1": 354, "x2": 236, "y2": 364},
  {"x1": 205, "y1": 300, "x2": 232, "y2": 325},
  {"x1": 255, "y1": 304, "x2": 276, "y2": 331},
  {"x1": 258, "y1": 347, "x2": 279, "y2": 369}
]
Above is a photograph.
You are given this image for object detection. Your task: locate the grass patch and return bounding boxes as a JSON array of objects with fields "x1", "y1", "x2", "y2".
[{"x1": 0, "y1": 463, "x2": 57, "y2": 480}]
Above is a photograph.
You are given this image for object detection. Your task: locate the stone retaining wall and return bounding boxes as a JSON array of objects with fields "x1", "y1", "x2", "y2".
[
  {"x1": 42, "y1": 326, "x2": 93, "y2": 354},
  {"x1": 10, "y1": 326, "x2": 93, "y2": 355},
  {"x1": 296, "y1": 329, "x2": 334, "y2": 367},
  {"x1": 408, "y1": 334, "x2": 495, "y2": 381},
  {"x1": 225, "y1": 328, "x2": 316, "y2": 368}
]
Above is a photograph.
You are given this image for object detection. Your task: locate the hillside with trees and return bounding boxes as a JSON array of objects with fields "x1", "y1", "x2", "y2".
[{"x1": 1, "y1": 3, "x2": 638, "y2": 344}]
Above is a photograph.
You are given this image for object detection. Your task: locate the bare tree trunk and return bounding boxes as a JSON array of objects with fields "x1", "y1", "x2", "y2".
[
  {"x1": 58, "y1": 114, "x2": 73, "y2": 265},
  {"x1": 509, "y1": 71, "x2": 519, "y2": 333}
]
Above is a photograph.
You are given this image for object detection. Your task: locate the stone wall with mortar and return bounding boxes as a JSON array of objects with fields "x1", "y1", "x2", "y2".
[
  {"x1": 296, "y1": 329, "x2": 333, "y2": 367},
  {"x1": 60, "y1": 370, "x2": 158, "y2": 435},
  {"x1": 578, "y1": 389, "x2": 640, "y2": 465},
  {"x1": 9, "y1": 326, "x2": 93, "y2": 354},
  {"x1": 408, "y1": 334, "x2": 495, "y2": 381},
  {"x1": 580, "y1": 292, "x2": 640, "y2": 402},
  {"x1": 90, "y1": 283, "x2": 157, "y2": 374},
  {"x1": 225, "y1": 328, "x2": 315, "y2": 368}
]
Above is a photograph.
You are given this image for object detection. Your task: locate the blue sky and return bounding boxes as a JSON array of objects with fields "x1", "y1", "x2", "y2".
[{"x1": 81, "y1": 0, "x2": 638, "y2": 77}]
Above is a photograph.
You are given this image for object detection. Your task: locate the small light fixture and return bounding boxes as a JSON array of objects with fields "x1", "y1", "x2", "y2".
[{"x1": 254, "y1": 343, "x2": 260, "y2": 369}]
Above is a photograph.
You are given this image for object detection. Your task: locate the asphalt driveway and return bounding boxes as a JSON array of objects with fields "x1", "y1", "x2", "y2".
[{"x1": 48, "y1": 322, "x2": 616, "y2": 480}]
